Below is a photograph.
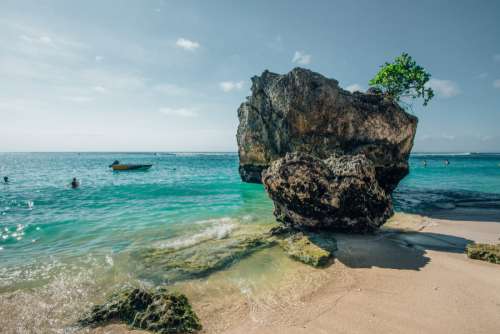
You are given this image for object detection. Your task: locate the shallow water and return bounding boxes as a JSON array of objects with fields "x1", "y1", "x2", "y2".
[{"x1": 1, "y1": 152, "x2": 499, "y2": 333}]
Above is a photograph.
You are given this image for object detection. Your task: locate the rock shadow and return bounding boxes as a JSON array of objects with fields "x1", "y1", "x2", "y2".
[{"x1": 333, "y1": 230, "x2": 473, "y2": 271}]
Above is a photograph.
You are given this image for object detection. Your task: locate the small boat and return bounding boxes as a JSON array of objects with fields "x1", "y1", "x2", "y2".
[{"x1": 109, "y1": 160, "x2": 152, "y2": 171}]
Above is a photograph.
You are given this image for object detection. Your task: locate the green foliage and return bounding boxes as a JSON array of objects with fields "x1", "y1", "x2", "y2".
[{"x1": 369, "y1": 53, "x2": 434, "y2": 107}]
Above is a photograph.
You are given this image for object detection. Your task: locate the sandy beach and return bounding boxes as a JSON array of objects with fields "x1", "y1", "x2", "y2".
[
  {"x1": 85, "y1": 213, "x2": 500, "y2": 334},
  {"x1": 223, "y1": 215, "x2": 500, "y2": 334}
]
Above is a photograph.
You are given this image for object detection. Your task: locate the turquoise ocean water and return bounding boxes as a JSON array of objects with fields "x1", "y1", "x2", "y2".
[{"x1": 1, "y1": 152, "x2": 500, "y2": 292}]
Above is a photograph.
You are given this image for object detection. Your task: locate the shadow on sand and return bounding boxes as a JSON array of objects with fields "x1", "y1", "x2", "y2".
[{"x1": 332, "y1": 230, "x2": 473, "y2": 271}]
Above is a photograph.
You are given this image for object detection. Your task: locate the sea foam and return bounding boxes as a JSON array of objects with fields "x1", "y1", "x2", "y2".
[{"x1": 157, "y1": 219, "x2": 237, "y2": 250}]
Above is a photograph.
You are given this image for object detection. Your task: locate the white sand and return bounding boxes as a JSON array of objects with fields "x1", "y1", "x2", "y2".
[{"x1": 222, "y1": 215, "x2": 500, "y2": 334}]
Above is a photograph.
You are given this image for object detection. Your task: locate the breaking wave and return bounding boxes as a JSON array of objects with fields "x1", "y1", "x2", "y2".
[{"x1": 157, "y1": 218, "x2": 237, "y2": 250}]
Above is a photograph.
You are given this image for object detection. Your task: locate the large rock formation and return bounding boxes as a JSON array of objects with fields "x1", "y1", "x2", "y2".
[
  {"x1": 263, "y1": 152, "x2": 393, "y2": 233},
  {"x1": 237, "y1": 67, "x2": 418, "y2": 193}
]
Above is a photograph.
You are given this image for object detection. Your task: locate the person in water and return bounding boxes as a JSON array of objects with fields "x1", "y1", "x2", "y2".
[
  {"x1": 422, "y1": 160, "x2": 427, "y2": 167},
  {"x1": 3, "y1": 176, "x2": 8, "y2": 183},
  {"x1": 71, "y1": 177, "x2": 79, "y2": 189},
  {"x1": 444, "y1": 159, "x2": 450, "y2": 166}
]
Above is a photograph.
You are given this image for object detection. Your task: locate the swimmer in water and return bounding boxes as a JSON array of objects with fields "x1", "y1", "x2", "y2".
[
  {"x1": 444, "y1": 159, "x2": 450, "y2": 166},
  {"x1": 3, "y1": 176, "x2": 8, "y2": 183},
  {"x1": 423, "y1": 160, "x2": 427, "y2": 167},
  {"x1": 71, "y1": 177, "x2": 80, "y2": 189}
]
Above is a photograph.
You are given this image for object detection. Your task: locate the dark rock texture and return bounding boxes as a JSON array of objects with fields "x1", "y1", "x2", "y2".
[
  {"x1": 237, "y1": 67, "x2": 418, "y2": 192},
  {"x1": 262, "y1": 152, "x2": 393, "y2": 232},
  {"x1": 78, "y1": 286, "x2": 202, "y2": 333}
]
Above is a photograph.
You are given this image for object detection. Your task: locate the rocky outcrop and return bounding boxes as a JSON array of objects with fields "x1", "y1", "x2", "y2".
[
  {"x1": 132, "y1": 234, "x2": 276, "y2": 284},
  {"x1": 78, "y1": 286, "x2": 202, "y2": 333},
  {"x1": 273, "y1": 229, "x2": 337, "y2": 267},
  {"x1": 466, "y1": 243, "x2": 500, "y2": 264},
  {"x1": 237, "y1": 67, "x2": 418, "y2": 193},
  {"x1": 263, "y1": 152, "x2": 393, "y2": 233}
]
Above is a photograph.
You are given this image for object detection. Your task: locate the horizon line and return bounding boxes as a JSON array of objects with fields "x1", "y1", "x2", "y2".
[{"x1": 1, "y1": 151, "x2": 500, "y2": 154}]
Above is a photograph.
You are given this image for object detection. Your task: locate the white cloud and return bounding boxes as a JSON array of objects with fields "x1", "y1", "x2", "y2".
[
  {"x1": 427, "y1": 78, "x2": 460, "y2": 98},
  {"x1": 154, "y1": 84, "x2": 189, "y2": 96},
  {"x1": 493, "y1": 79, "x2": 500, "y2": 89},
  {"x1": 20, "y1": 34, "x2": 52, "y2": 46},
  {"x1": 39, "y1": 36, "x2": 52, "y2": 45},
  {"x1": 175, "y1": 38, "x2": 200, "y2": 51},
  {"x1": 493, "y1": 54, "x2": 500, "y2": 62},
  {"x1": 2, "y1": 20, "x2": 88, "y2": 64},
  {"x1": 80, "y1": 69, "x2": 146, "y2": 91},
  {"x1": 292, "y1": 51, "x2": 311, "y2": 65},
  {"x1": 219, "y1": 81, "x2": 245, "y2": 92},
  {"x1": 62, "y1": 96, "x2": 94, "y2": 103},
  {"x1": 93, "y1": 86, "x2": 107, "y2": 94},
  {"x1": 159, "y1": 107, "x2": 198, "y2": 117},
  {"x1": 345, "y1": 84, "x2": 363, "y2": 93}
]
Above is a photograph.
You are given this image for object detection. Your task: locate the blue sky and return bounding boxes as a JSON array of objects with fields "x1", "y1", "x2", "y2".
[{"x1": 1, "y1": 0, "x2": 499, "y2": 152}]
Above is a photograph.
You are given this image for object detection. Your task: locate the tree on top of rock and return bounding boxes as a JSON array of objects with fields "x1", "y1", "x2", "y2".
[{"x1": 369, "y1": 53, "x2": 434, "y2": 107}]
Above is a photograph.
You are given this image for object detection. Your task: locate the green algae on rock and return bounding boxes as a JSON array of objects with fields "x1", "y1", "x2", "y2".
[
  {"x1": 78, "y1": 286, "x2": 202, "y2": 333},
  {"x1": 132, "y1": 235, "x2": 276, "y2": 283},
  {"x1": 276, "y1": 232, "x2": 337, "y2": 267},
  {"x1": 466, "y1": 243, "x2": 500, "y2": 264}
]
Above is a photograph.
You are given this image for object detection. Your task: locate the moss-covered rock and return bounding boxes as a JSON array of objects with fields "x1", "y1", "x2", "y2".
[
  {"x1": 466, "y1": 243, "x2": 500, "y2": 264},
  {"x1": 277, "y1": 232, "x2": 337, "y2": 267},
  {"x1": 78, "y1": 286, "x2": 202, "y2": 333},
  {"x1": 132, "y1": 235, "x2": 276, "y2": 283}
]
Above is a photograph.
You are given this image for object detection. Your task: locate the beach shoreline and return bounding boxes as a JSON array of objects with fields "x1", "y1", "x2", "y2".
[{"x1": 67, "y1": 213, "x2": 500, "y2": 334}]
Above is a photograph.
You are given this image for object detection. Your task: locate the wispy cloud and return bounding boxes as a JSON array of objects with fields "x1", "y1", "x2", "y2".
[
  {"x1": 267, "y1": 35, "x2": 284, "y2": 52},
  {"x1": 477, "y1": 72, "x2": 488, "y2": 79},
  {"x1": 219, "y1": 81, "x2": 245, "y2": 92},
  {"x1": 159, "y1": 107, "x2": 198, "y2": 117},
  {"x1": 62, "y1": 96, "x2": 94, "y2": 103},
  {"x1": 345, "y1": 84, "x2": 363, "y2": 93},
  {"x1": 493, "y1": 79, "x2": 500, "y2": 89},
  {"x1": 154, "y1": 84, "x2": 189, "y2": 96},
  {"x1": 427, "y1": 78, "x2": 460, "y2": 98},
  {"x1": 0, "y1": 19, "x2": 88, "y2": 70},
  {"x1": 20, "y1": 34, "x2": 53, "y2": 46},
  {"x1": 93, "y1": 86, "x2": 108, "y2": 94},
  {"x1": 175, "y1": 38, "x2": 200, "y2": 51},
  {"x1": 292, "y1": 51, "x2": 311, "y2": 65}
]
